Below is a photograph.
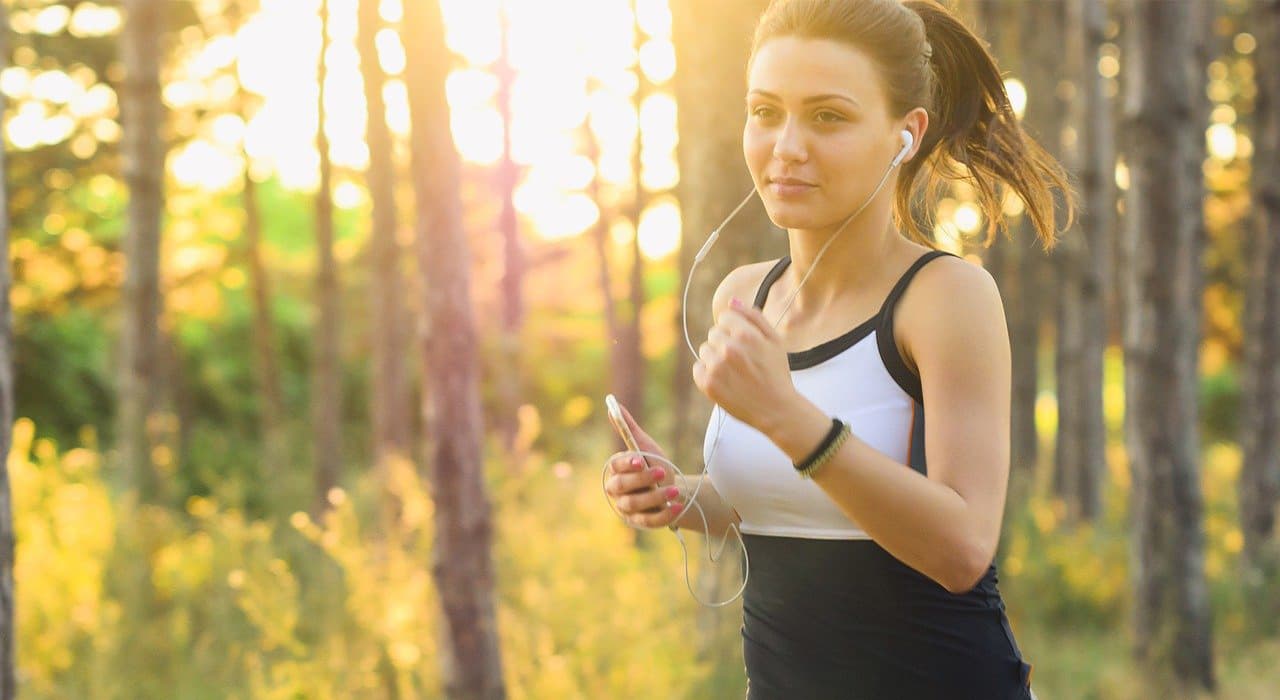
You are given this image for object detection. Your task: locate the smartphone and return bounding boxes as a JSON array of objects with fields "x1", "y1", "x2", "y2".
[{"x1": 605, "y1": 394, "x2": 662, "y2": 514}]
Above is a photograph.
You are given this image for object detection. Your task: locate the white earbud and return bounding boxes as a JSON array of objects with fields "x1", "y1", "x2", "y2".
[{"x1": 891, "y1": 129, "x2": 914, "y2": 168}]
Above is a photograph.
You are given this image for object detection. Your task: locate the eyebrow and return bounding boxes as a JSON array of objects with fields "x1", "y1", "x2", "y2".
[{"x1": 747, "y1": 90, "x2": 861, "y2": 109}]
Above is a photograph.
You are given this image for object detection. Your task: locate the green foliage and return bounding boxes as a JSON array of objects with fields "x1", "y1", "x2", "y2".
[
  {"x1": 11, "y1": 170, "x2": 387, "y2": 513},
  {"x1": 996, "y1": 435, "x2": 1273, "y2": 698},
  {"x1": 14, "y1": 308, "x2": 115, "y2": 446},
  {"x1": 15, "y1": 389, "x2": 1280, "y2": 698},
  {"x1": 11, "y1": 413, "x2": 734, "y2": 698},
  {"x1": 1200, "y1": 364, "x2": 1240, "y2": 445}
]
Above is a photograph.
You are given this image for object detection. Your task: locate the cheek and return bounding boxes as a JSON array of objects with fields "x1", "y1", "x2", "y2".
[
  {"x1": 824, "y1": 136, "x2": 880, "y2": 179},
  {"x1": 742, "y1": 126, "x2": 772, "y2": 173}
]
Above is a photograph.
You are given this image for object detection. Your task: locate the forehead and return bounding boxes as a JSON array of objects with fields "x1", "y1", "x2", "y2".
[{"x1": 747, "y1": 36, "x2": 885, "y2": 107}]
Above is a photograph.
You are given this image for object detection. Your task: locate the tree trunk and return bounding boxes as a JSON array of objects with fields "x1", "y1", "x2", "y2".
[
  {"x1": 0, "y1": 4, "x2": 16, "y2": 694},
  {"x1": 973, "y1": 0, "x2": 1007, "y2": 287},
  {"x1": 237, "y1": 1, "x2": 287, "y2": 483},
  {"x1": 1055, "y1": 0, "x2": 1112, "y2": 524},
  {"x1": 1012, "y1": 0, "x2": 1060, "y2": 480},
  {"x1": 1238, "y1": 0, "x2": 1280, "y2": 635},
  {"x1": 1120, "y1": 0, "x2": 1215, "y2": 691},
  {"x1": 671, "y1": 0, "x2": 781, "y2": 682},
  {"x1": 402, "y1": 1, "x2": 506, "y2": 697},
  {"x1": 495, "y1": 6, "x2": 524, "y2": 452},
  {"x1": 119, "y1": 0, "x2": 166, "y2": 501},
  {"x1": 973, "y1": 0, "x2": 1005, "y2": 278},
  {"x1": 358, "y1": 0, "x2": 411, "y2": 472},
  {"x1": 583, "y1": 99, "x2": 626, "y2": 431},
  {"x1": 241, "y1": 140, "x2": 286, "y2": 475},
  {"x1": 622, "y1": 0, "x2": 649, "y2": 429},
  {"x1": 313, "y1": 0, "x2": 343, "y2": 518}
]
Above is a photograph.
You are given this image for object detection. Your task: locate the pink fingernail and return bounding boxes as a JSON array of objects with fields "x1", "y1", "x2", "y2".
[
  {"x1": 631, "y1": 457, "x2": 642, "y2": 467},
  {"x1": 670, "y1": 503, "x2": 684, "y2": 514},
  {"x1": 730, "y1": 297, "x2": 743, "y2": 309},
  {"x1": 665, "y1": 486, "x2": 679, "y2": 498},
  {"x1": 653, "y1": 468, "x2": 666, "y2": 481}
]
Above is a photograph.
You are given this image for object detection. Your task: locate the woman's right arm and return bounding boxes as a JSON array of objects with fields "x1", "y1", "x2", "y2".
[
  {"x1": 605, "y1": 263, "x2": 758, "y2": 535},
  {"x1": 672, "y1": 474, "x2": 741, "y2": 539}
]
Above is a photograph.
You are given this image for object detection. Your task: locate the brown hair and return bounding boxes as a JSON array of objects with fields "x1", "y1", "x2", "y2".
[{"x1": 749, "y1": 0, "x2": 1074, "y2": 250}]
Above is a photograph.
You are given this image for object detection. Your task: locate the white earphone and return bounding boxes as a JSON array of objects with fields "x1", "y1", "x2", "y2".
[{"x1": 892, "y1": 129, "x2": 915, "y2": 168}]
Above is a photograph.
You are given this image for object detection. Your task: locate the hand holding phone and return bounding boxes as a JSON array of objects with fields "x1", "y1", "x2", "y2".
[{"x1": 604, "y1": 394, "x2": 671, "y2": 516}]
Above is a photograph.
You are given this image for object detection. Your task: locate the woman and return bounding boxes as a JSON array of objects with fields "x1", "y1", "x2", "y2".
[{"x1": 603, "y1": 0, "x2": 1070, "y2": 697}]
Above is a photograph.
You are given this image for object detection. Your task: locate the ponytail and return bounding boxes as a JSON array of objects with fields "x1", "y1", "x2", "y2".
[{"x1": 903, "y1": 0, "x2": 1074, "y2": 250}]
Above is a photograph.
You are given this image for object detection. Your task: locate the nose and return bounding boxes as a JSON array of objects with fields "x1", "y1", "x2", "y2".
[{"x1": 771, "y1": 116, "x2": 807, "y2": 163}]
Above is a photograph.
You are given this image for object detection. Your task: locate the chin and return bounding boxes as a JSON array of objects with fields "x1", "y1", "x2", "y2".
[{"x1": 763, "y1": 201, "x2": 826, "y2": 230}]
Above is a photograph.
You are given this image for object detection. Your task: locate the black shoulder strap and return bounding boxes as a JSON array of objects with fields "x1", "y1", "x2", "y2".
[
  {"x1": 875, "y1": 249, "x2": 960, "y2": 403},
  {"x1": 877, "y1": 250, "x2": 957, "y2": 319},
  {"x1": 752, "y1": 256, "x2": 792, "y2": 310}
]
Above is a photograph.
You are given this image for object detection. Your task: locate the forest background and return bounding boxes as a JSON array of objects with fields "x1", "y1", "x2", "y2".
[{"x1": 1, "y1": 0, "x2": 1279, "y2": 698}]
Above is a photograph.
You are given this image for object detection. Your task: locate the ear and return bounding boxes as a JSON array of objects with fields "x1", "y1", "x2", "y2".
[{"x1": 899, "y1": 107, "x2": 930, "y2": 164}]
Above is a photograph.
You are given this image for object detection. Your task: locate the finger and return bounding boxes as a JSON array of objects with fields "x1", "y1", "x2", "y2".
[
  {"x1": 618, "y1": 403, "x2": 656, "y2": 448},
  {"x1": 618, "y1": 485, "x2": 670, "y2": 515},
  {"x1": 728, "y1": 297, "x2": 779, "y2": 340},
  {"x1": 715, "y1": 321, "x2": 756, "y2": 363},
  {"x1": 611, "y1": 477, "x2": 653, "y2": 500},
  {"x1": 617, "y1": 489, "x2": 657, "y2": 514},
  {"x1": 692, "y1": 358, "x2": 717, "y2": 398},
  {"x1": 608, "y1": 452, "x2": 647, "y2": 474},
  {"x1": 624, "y1": 473, "x2": 678, "y2": 515},
  {"x1": 719, "y1": 304, "x2": 766, "y2": 341},
  {"x1": 605, "y1": 471, "x2": 638, "y2": 497},
  {"x1": 633, "y1": 500, "x2": 685, "y2": 529},
  {"x1": 606, "y1": 453, "x2": 630, "y2": 475},
  {"x1": 609, "y1": 467, "x2": 669, "y2": 496},
  {"x1": 627, "y1": 502, "x2": 668, "y2": 527}
]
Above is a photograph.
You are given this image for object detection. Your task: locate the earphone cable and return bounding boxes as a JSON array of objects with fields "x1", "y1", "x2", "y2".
[{"x1": 605, "y1": 146, "x2": 902, "y2": 607}]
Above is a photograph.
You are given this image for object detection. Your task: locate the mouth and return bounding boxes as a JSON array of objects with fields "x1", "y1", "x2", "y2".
[
  {"x1": 766, "y1": 177, "x2": 817, "y2": 198},
  {"x1": 767, "y1": 177, "x2": 817, "y2": 186}
]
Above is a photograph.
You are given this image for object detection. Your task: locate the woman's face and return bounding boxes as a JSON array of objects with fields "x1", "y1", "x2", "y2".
[{"x1": 744, "y1": 37, "x2": 905, "y2": 231}]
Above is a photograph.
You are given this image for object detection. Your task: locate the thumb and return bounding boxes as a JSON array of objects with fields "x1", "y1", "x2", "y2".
[
  {"x1": 730, "y1": 297, "x2": 780, "y2": 341},
  {"x1": 619, "y1": 402, "x2": 656, "y2": 448}
]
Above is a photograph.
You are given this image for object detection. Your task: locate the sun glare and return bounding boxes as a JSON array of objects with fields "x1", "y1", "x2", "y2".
[
  {"x1": 1206, "y1": 124, "x2": 1237, "y2": 161},
  {"x1": 1004, "y1": 79, "x2": 1027, "y2": 120},
  {"x1": 12, "y1": 0, "x2": 684, "y2": 254},
  {"x1": 637, "y1": 198, "x2": 681, "y2": 260}
]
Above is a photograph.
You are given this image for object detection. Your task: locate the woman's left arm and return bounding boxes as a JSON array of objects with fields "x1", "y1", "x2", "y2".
[{"x1": 712, "y1": 261, "x2": 1012, "y2": 595}]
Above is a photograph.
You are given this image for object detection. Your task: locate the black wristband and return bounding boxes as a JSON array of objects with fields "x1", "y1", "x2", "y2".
[{"x1": 793, "y1": 417, "x2": 844, "y2": 473}]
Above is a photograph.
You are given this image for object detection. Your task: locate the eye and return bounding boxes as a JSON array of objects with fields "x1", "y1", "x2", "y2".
[
  {"x1": 814, "y1": 110, "x2": 846, "y2": 123},
  {"x1": 750, "y1": 105, "x2": 780, "y2": 121}
]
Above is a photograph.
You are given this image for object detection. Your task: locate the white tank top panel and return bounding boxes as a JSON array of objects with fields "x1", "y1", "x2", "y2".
[{"x1": 703, "y1": 250, "x2": 958, "y2": 540}]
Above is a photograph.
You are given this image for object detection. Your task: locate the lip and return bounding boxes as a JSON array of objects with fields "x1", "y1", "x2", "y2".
[
  {"x1": 767, "y1": 177, "x2": 817, "y2": 198},
  {"x1": 768, "y1": 177, "x2": 816, "y2": 186}
]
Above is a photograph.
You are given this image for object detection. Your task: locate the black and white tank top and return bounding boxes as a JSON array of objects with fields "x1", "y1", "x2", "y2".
[{"x1": 705, "y1": 249, "x2": 959, "y2": 538}]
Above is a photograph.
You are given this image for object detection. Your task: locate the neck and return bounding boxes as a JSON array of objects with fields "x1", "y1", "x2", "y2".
[{"x1": 778, "y1": 197, "x2": 903, "y2": 317}]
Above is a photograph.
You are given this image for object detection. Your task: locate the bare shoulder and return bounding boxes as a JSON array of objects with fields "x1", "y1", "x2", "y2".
[
  {"x1": 895, "y1": 253, "x2": 1007, "y2": 375},
  {"x1": 711, "y1": 258, "x2": 784, "y2": 324}
]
